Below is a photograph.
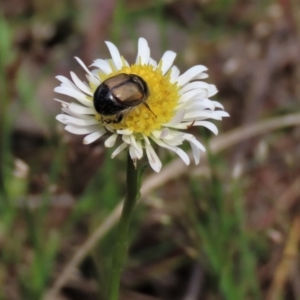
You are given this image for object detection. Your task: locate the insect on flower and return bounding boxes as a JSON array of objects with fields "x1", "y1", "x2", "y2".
[{"x1": 93, "y1": 73, "x2": 151, "y2": 123}]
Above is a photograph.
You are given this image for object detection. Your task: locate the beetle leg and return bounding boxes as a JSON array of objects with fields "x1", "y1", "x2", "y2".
[
  {"x1": 116, "y1": 112, "x2": 124, "y2": 123},
  {"x1": 101, "y1": 112, "x2": 124, "y2": 124},
  {"x1": 143, "y1": 103, "x2": 156, "y2": 118}
]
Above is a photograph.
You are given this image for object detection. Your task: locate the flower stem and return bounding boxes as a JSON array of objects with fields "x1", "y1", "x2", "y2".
[{"x1": 107, "y1": 154, "x2": 139, "y2": 300}]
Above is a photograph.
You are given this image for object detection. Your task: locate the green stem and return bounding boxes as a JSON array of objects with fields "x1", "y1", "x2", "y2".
[{"x1": 107, "y1": 153, "x2": 139, "y2": 300}]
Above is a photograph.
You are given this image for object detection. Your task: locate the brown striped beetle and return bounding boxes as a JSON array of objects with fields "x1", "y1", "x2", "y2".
[{"x1": 93, "y1": 73, "x2": 151, "y2": 123}]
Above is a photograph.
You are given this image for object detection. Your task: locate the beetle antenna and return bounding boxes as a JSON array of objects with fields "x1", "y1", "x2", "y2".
[{"x1": 143, "y1": 103, "x2": 157, "y2": 118}]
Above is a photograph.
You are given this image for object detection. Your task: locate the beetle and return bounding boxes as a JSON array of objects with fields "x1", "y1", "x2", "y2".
[{"x1": 93, "y1": 73, "x2": 151, "y2": 123}]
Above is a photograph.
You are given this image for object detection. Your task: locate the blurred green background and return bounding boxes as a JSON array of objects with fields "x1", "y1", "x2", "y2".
[{"x1": 1, "y1": 0, "x2": 300, "y2": 299}]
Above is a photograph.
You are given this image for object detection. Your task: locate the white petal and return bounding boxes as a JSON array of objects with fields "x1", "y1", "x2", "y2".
[
  {"x1": 216, "y1": 111, "x2": 230, "y2": 118},
  {"x1": 129, "y1": 146, "x2": 140, "y2": 160},
  {"x1": 148, "y1": 58, "x2": 157, "y2": 68},
  {"x1": 54, "y1": 98, "x2": 68, "y2": 105},
  {"x1": 129, "y1": 135, "x2": 143, "y2": 158},
  {"x1": 193, "y1": 72, "x2": 209, "y2": 79},
  {"x1": 83, "y1": 129, "x2": 106, "y2": 144},
  {"x1": 136, "y1": 37, "x2": 150, "y2": 65},
  {"x1": 74, "y1": 57, "x2": 100, "y2": 85},
  {"x1": 91, "y1": 69, "x2": 99, "y2": 76},
  {"x1": 122, "y1": 134, "x2": 130, "y2": 144},
  {"x1": 143, "y1": 134, "x2": 151, "y2": 146},
  {"x1": 179, "y1": 81, "x2": 211, "y2": 95},
  {"x1": 173, "y1": 147, "x2": 190, "y2": 165},
  {"x1": 61, "y1": 106, "x2": 95, "y2": 120},
  {"x1": 117, "y1": 128, "x2": 133, "y2": 135},
  {"x1": 160, "y1": 51, "x2": 176, "y2": 75},
  {"x1": 151, "y1": 130, "x2": 183, "y2": 146},
  {"x1": 190, "y1": 89, "x2": 210, "y2": 98},
  {"x1": 164, "y1": 122, "x2": 188, "y2": 130},
  {"x1": 212, "y1": 101, "x2": 224, "y2": 110},
  {"x1": 105, "y1": 133, "x2": 118, "y2": 148},
  {"x1": 122, "y1": 58, "x2": 130, "y2": 67},
  {"x1": 164, "y1": 109, "x2": 185, "y2": 126},
  {"x1": 67, "y1": 102, "x2": 95, "y2": 115},
  {"x1": 208, "y1": 84, "x2": 218, "y2": 97},
  {"x1": 151, "y1": 130, "x2": 165, "y2": 139},
  {"x1": 152, "y1": 130, "x2": 184, "y2": 146},
  {"x1": 70, "y1": 72, "x2": 93, "y2": 96},
  {"x1": 105, "y1": 41, "x2": 123, "y2": 70},
  {"x1": 56, "y1": 76, "x2": 79, "y2": 90},
  {"x1": 56, "y1": 114, "x2": 98, "y2": 126},
  {"x1": 191, "y1": 121, "x2": 218, "y2": 135},
  {"x1": 54, "y1": 86, "x2": 93, "y2": 107},
  {"x1": 151, "y1": 136, "x2": 190, "y2": 165},
  {"x1": 159, "y1": 128, "x2": 170, "y2": 138},
  {"x1": 168, "y1": 120, "x2": 218, "y2": 134},
  {"x1": 145, "y1": 142, "x2": 162, "y2": 173},
  {"x1": 65, "y1": 125, "x2": 100, "y2": 135},
  {"x1": 179, "y1": 89, "x2": 204, "y2": 104},
  {"x1": 176, "y1": 97, "x2": 199, "y2": 110},
  {"x1": 135, "y1": 139, "x2": 143, "y2": 158},
  {"x1": 190, "y1": 142, "x2": 200, "y2": 164},
  {"x1": 183, "y1": 134, "x2": 206, "y2": 152},
  {"x1": 60, "y1": 106, "x2": 78, "y2": 118},
  {"x1": 160, "y1": 131, "x2": 184, "y2": 147},
  {"x1": 91, "y1": 59, "x2": 113, "y2": 74},
  {"x1": 184, "y1": 110, "x2": 229, "y2": 120},
  {"x1": 184, "y1": 99, "x2": 217, "y2": 111},
  {"x1": 183, "y1": 134, "x2": 205, "y2": 165},
  {"x1": 170, "y1": 66, "x2": 180, "y2": 83},
  {"x1": 111, "y1": 143, "x2": 128, "y2": 158},
  {"x1": 176, "y1": 65, "x2": 208, "y2": 87},
  {"x1": 86, "y1": 74, "x2": 100, "y2": 86}
]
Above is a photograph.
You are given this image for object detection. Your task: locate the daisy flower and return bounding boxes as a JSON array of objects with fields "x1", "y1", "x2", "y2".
[{"x1": 54, "y1": 38, "x2": 228, "y2": 172}]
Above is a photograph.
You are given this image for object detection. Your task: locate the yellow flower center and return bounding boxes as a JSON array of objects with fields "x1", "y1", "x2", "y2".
[{"x1": 92, "y1": 62, "x2": 180, "y2": 136}]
